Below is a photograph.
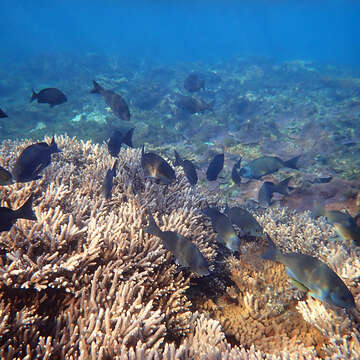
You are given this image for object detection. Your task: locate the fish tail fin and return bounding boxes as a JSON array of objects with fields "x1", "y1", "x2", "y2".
[
  {"x1": 174, "y1": 150, "x2": 182, "y2": 166},
  {"x1": 275, "y1": 176, "x2": 292, "y2": 196},
  {"x1": 50, "y1": 136, "x2": 61, "y2": 153},
  {"x1": 90, "y1": 80, "x2": 103, "y2": 94},
  {"x1": 144, "y1": 210, "x2": 161, "y2": 237},
  {"x1": 261, "y1": 234, "x2": 280, "y2": 261},
  {"x1": 123, "y1": 128, "x2": 135, "y2": 148},
  {"x1": 15, "y1": 194, "x2": 37, "y2": 221},
  {"x1": 284, "y1": 155, "x2": 300, "y2": 170},
  {"x1": 112, "y1": 160, "x2": 118, "y2": 176},
  {"x1": 30, "y1": 89, "x2": 37, "y2": 103}
]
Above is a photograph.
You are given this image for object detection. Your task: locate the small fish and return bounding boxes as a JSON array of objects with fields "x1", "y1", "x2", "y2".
[
  {"x1": 0, "y1": 108, "x2": 8, "y2": 118},
  {"x1": 261, "y1": 236, "x2": 355, "y2": 309},
  {"x1": 231, "y1": 159, "x2": 242, "y2": 185},
  {"x1": 145, "y1": 210, "x2": 209, "y2": 276},
  {"x1": 13, "y1": 136, "x2": 61, "y2": 183},
  {"x1": 107, "y1": 128, "x2": 134, "y2": 157},
  {"x1": 203, "y1": 206, "x2": 240, "y2": 252},
  {"x1": 258, "y1": 177, "x2": 292, "y2": 206},
  {"x1": 0, "y1": 166, "x2": 13, "y2": 186},
  {"x1": 224, "y1": 206, "x2": 263, "y2": 238},
  {"x1": 102, "y1": 160, "x2": 118, "y2": 200},
  {"x1": 177, "y1": 96, "x2": 214, "y2": 114},
  {"x1": 30, "y1": 88, "x2": 67, "y2": 107},
  {"x1": 90, "y1": 80, "x2": 130, "y2": 121},
  {"x1": 174, "y1": 150, "x2": 198, "y2": 186},
  {"x1": 239, "y1": 155, "x2": 300, "y2": 179},
  {"x1": 141, "y1": 146, "x2": 176, "y2": 185},
  {"x1": 184, "y1": 73, "x2": 205, "y2": 92},
  {"x1": 206, "y1": 153, "x2": 224, "y2": 181},
  {"x1": 0, "y1": 194, "x2": 37, "y2": 232}
]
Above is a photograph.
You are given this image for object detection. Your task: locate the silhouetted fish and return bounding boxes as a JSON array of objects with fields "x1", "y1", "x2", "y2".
[
  {"x1": 107, "y1": 128, "x2": 134, "y2": 157},
  {"x1": 30, "y1": 88, "x2": 67, "y2": 107},
  {"x1": 174, "y1": 150, "x2": 198, "y2": 186},
  {"x1": 0, "y1": 166, "x2": 13, "y2": 186},
  {"x1": 90, "y1": 80, "x2": 130, "y2": 121},
  {"x1": 206, "y1": 153, "x2": 224, "y2": 181},
  {"x1": 103, "y1": 160, "x2": 117, "y2": 200},
  {"x1": 13, "y1": 136, "x2": 61, "y2": 182},
  {"x1": 177, "y1": 96, "x2": 214, "y2": 114},
  {"x1": 0, "y1": 108, "x2": 8, "y2": 118},
  {"x1": 239, "y1": 155, "x2": 300, "y2": 179},
  {"x1": 258, "y1": 177, "x2": 292, "y2": 206},
  {"x1": 231, "y1": 159, "x2": 242, "y2": 185},
  {"x1": 141, "y1": 146, "x2": 176, "y2": 185},
  {"x1": 0, "y1": 194, "x2": 37, "y2": 232},
  {"x1": 184, "y1": 73, "x2": 205, "y2": 92},
  {"x1": 261, "y1": 236, "x2": 355, "y2": 309},
  {"x1": 145, "y1": 210, "x2": 209, "y2": 276}
]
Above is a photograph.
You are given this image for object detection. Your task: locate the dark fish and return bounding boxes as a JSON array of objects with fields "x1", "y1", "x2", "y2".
[
  {"x1": 141, "y1": 146, "x2": 176, "y2": 185},
  {"x1": 206, "y1": 153, "x2": 224, "y2": 181},
  {"x1": 102, "y1": 160, "x2": 118, "y2": 200},
  {"x1": 13, "y1": 136, "x2": 61, "y2": 183},
  {"x1": 202, "y1": 206, "x2": 240, "y2": 252},
  {"x1": 258, "y1": 177, "x2": 292, "y2": 206},
  {"x1": 224, "y1": 206, "x2": 263, "y2": 238},
  {"x1": 177, "y1": 96, "x2": 214, "y2": 114},
  {"x1": 231, "y1": 158, "x2": 242, "y2": 185},
  {"x1": 107, "y1": 128, "x2": 134, "y2": 157},
  {"x1": 261, "y1": 236, "x2": 355, "y2": 309},
  {"x1": 0, "y1": 108, "x2": 8, "y2": 118},
  {"x1": 174, "y1": 150, "x2": 198, "y2": 186},
  {"x1": 239, "y1": 155, "x2": 300, "y2": 179},
  {"x1": 0, "y1": 194, "x2": 37, "y2": 232},
  {"x1": 145, "y1": 210, "x2": 209, "y2": 276},
  {"x1": 0, "y1": 166, "x2": 13, "y2": 186},
  {"x1": 30, "y1": 88, "x2": 67, "y2": 107},
  {"x1": 90, "y1": 80, "x2": 130, "y2": 121},
  {"x1": 184, "y1": 73, "x2": 205, "y2": 92}
]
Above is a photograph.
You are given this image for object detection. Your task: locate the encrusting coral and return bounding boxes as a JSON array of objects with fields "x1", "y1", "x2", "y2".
[{"x1": 0, "y1": 135, "x2": 359, "y2": 359}]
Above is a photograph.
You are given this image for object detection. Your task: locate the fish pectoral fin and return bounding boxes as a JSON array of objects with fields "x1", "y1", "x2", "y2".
[{"x1": 289, "y1": 278, "x2": 309, "y2": 292}]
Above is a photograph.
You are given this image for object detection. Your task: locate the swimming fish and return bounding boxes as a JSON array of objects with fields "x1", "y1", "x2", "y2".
[
  {"x1": 231, "y1": 158, "x2": 242, "y2": 185},
  {"x1": 145, "y1": 210, "x2": 209, "y2": 276},
  {"x1": 107, "y1": 128, "x2": 134, "y2": 157},
  {"x1": 239, "y1": 155, "x2": 300, "y2": 179},
  {"x1": 177, "y1": 96, "x2": 214, "y2": 114},
  {"x1": 102, "y1": 160, "x2": 118, "y2": 200},
  {"x1": 141, "y1": 146, "x2": 176, "y2": 185},
  {"x1": 0, "y1": 194, "x2": 37, "y2": 232},
  {"x1": 258, "y1": 177, "x2": 292, "y2": 206},
  {"x1": 0, "y1": 166, "x2": 13, "y2": 186},
  {"x1": 12, "y1": 136, "x2": 61, "y2": 182},
  {"x1": 261, "y1": 236, "x2": 355, "y2": 309},
  {"x1": 90, "y1": 80, "x2": 130, "y2": 121},
  {"x1": 206, "y1": 153, "x2": 224, "y2": 181},
  {"x1": 184, "y1": 73, "x2": 205, "y2": 92},
  {"x1": 30, "y1": 88, "x2": 67, "y2": 107},
  {"x1": 0, "y1": 108, "x2": 8, "y2": 118},
  {"x1": 174, "y1": 150, "x2": 198, "y2": 186},
  {"x1": 224, "y1": 206, "x2": 263, "y2": 238},
  {"x1": 202, "y1": 206, "x2": 240, "y2": 252}
]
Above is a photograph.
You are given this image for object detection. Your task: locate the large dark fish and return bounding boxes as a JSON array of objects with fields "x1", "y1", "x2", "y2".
[
  {"x1": 145, "y1": 210, "x2": 209, "y2": 276},
  {"x1": 107, "y1": 128, "x2": 134, "y2": 157},
  {"x1": 184, "y1": 73, "x2": 205, "y2": 92},
  {"x1": 239, "y1": 155, "x2": 300, "y2": 179},
  {"x1": 258, "y1": 177, "x2": 292, "y2": 206},
  {"x1": 261, "y1": 236, "x2": 355, "y2": 309},
  {"x1": 174, "y1": 150, "x2": 198, "y2": 186},
  {"x1": 90, "y1": 80, "x2": 130, "y2": 121},
  {"x1": 231, "y1": 159, "x2": 242, "y2": 185},
  {"x1": 206, "y1": 153, "x2": 224, "y2": 181},
  {"x1": 141, "y1": 146, "x2": 176, "y2": 185},
  {"x1": 0, "y1": 194, "x2": 37, "y2": 232},
  {"x1": 177, "y1": 96, "x2": 214, "y2": 114},
  {"x1": 203, "y1": 206, "x2": 240, "y2": 252},
  {"x1": 102, "y1": 160, "x2": 118, "y2": 200},
  {"x1": 0, "y1": 108, "x2": 8, "y2": 118},
  {"x1": 30, "y1": 88, "x2": 67, "y2": 107},
  {"x1": 13, "y1": 136, "x2": 61, "y2": 182},
  {"x1": 0, "y1": 166, "x2": 13, "y2": 186}
]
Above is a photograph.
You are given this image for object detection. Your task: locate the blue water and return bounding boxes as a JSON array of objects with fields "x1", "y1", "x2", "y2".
[{"x1": 1, "y1": 0, "x2": 359, "y2": 65}]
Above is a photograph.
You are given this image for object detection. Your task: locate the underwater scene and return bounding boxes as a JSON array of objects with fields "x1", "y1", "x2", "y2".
[{"x1": 1, "y1": 1, "x2": 360, "y2": 359}]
